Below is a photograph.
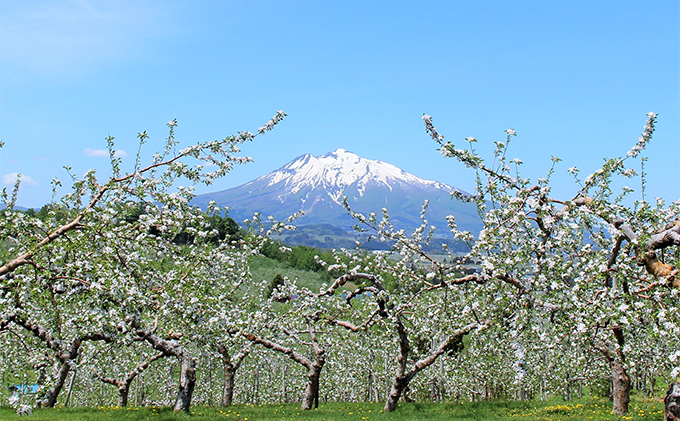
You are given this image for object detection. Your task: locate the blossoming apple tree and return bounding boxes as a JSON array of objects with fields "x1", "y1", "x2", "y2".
[
  {"x1": 0, "y1": 111, "x2": 287, "y2": 412},
  {"x1": 412, "y1": 111, "x2": 678, "y2": 415}
]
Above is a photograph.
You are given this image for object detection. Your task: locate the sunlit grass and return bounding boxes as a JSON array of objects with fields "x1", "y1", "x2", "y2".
[{"x1": 0, "y1": 396, "x2": 664, "y2": 420}]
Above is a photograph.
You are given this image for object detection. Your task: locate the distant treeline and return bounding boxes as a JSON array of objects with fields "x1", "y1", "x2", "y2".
[
  {"x1": 15, "y1": 203, "x2": 242, "y2": 246},
  {"x1": 13, "y1": 205, "x2": 468, "y2": 256},
  {"x1": 273, "y1": 223, "x2": 470, "y2": 253}
]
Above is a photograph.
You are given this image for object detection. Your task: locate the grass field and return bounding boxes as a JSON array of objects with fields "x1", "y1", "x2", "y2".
[
  {"x1": 250, "y1": 254, "x2": 327, "y2": 291},
  {"x1": 0, "y1": 396, "x2": 666, "y2": 421}
]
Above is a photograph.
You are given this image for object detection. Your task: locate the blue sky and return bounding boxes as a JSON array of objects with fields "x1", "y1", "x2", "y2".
[{"x1": 1, "y1": 0, "x2": 678, "y2": 209}]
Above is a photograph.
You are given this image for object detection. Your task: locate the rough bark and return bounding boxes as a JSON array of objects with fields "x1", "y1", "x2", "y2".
[
  {"x1": 385, "y1": 374, "x2": 412, "y2": 412},
  {"x1": 216, "y1": 343, "x2": 249, "y2": 407},
  {"x1": 301, "y1": 366, "x2": 322, "y2": 410},
  {"x1": 593, "y1": 327, "x2": 630, "y2": 415},
  {"x1": 384, "y1": 320, "x2": 482, "y2": 412},
  {"x1": 664, "y1": 382, "x2": 680, "y2": 421},
  {"x1": 611, "y1": 359, "x2": 631, "y2": 415},
  {"x1": 136, "y1": 329, "x2": 196, "y2": 412},
  {"x1": 119, "y1": 387, "x2": 130, "y2": 407}
]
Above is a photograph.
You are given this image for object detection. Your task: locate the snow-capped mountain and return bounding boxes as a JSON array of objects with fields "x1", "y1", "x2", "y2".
[{"x1": 192, "y1": 149, "x2": 481, "y2": 233}]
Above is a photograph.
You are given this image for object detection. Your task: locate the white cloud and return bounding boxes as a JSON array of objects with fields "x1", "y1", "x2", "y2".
[
  {"x1": 84, "y1": 148, "x2": 128, "y2": 158},
  {"x1": 3, "y1": 173, "x2": 38, "y2": 187},
  {"x1": 84, "y1": 148, "x2": 108, "y2": 157}
]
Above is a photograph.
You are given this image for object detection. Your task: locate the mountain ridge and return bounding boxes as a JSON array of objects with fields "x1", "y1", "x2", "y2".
[{"x1": 192, "y1": 149, "x2": 481, "y2": 234}]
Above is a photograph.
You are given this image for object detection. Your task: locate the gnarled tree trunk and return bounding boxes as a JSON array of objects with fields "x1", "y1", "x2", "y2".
[
  {"x1": 136, "y1": 329, "x2": 196, "y2": 412},
  {"x1": 301, "y1": 362, "x2": 323, "y2": 410},
  {"x1": 96, "y1": 351, "x2": 167, "y2": 407},
  {"x1": 216, "y1": 343, "x2": 250, "y2": 407},
  {"x1": 611, "y1": 359, "x2": 631, "y2": 415},
  {"x1": 242, "y1": 323, "x2": 326, "y2": 411},
  {"x1": 593, "y1": 327, "x2": 630, "y2": 415},
  {"x1": 384, "y1": 320, "x2": 481, "y2": 412}
]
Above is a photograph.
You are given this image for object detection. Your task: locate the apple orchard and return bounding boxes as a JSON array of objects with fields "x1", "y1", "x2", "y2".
[{"x1": 1, "y1": 111, "x2": 678, "y2": 416}]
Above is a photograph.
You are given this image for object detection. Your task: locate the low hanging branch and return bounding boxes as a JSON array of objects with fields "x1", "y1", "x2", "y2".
[
  {"x1": 6, "y1": 314, "x2": 112, "y2": 407},
  {"x1": 241, "y1": 324, "x2": 325, "y2": 411},
  {"x1": 133, "y1": 327, "x2": 196, "y2": 413},
  {"x1": 95, "y1": 351, "x2": 168, "y2": 407},
  {"x1": 384, "y1": 320, "x2": 487, "y2": 412}
]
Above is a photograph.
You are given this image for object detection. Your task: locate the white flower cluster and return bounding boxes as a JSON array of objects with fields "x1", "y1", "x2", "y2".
[
  {"x1": 258, "y1": 110, "x2": 287, "y2": 134},
  {"x1": 626, "y1": 111, "x2": 657, "y2": 158}
]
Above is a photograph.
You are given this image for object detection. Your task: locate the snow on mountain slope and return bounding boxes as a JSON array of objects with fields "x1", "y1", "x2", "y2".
[
  {"x1": 192, "y1": 149, "x2": 480, "y2": 233},
  {"x1": 247, "y1": 148, "x2": 459, "y2": 204}
]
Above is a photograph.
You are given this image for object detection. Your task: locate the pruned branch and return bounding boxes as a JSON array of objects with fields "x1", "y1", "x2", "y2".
[
  {"x1": 316, "y1": 273, "x2": 382, "y2": 298},
  {"x1": 242, "y1": 331, "x2": 313, "y2": 369}
]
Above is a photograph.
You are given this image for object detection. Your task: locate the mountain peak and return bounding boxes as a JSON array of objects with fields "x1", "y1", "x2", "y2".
[
  {"x1": 323, "y1": 148, "x2": 353, "y2": 157},
  {"x1": 192, "y1": 149, "x2": 480, "y2": 233}
]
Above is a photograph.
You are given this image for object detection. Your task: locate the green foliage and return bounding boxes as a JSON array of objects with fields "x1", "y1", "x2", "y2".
[
  {"x1": 249, "y1": 254, "x2": 328, "y2": 292},
  {"x1": 263, "y1": 273, "x2": 285, "y2": 299},
  {"x1": 259, "y1": 240, "x2": 338, "y2": 279}
]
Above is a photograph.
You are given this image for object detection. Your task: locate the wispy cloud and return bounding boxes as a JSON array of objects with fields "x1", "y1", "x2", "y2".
[
  {"x1": 3, "y1": 173, "x2": 38, "y2": 187},
  {"x1": 84, "y1": 148, "x2": 128, "y2": 158},
  {"x1": 1, "y1": 0, "x2": 177, "y2": 77}
]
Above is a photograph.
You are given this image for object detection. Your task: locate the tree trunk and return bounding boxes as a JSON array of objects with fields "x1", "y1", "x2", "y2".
[
  {"x1": 222, "y1": 366, "x2": 236, "y2": 406},
  {"x1": 301, "y1": 366, "x2": 322, "y2": 410},
  {"x1": 96, "y1": 351, "x2": 166, "y2": 407},
  {"x1": 611, "y1": 359, "x2": 631, "y2": 415},
  {"x1": 385, "y1": 375, "x2": 410, "y2": 412},
  {"x1": 242, "y1": 325, "x2": 325, "y2": 411},
  {"x1": 46, "y1": 361, "x2": 71, "y2": 407},
  {"x1": 219, "y1": 346, "x2": 236, "y2": 407},
  {"x1": 593, "y1": 327, "x2": 631, "y2": 415},
  {"x1": 136, "y1": 329, "x2": 196, "y2": 412},
  {"x1": 173, "y1": 351, "x2": 196, "y2": 412},
  {"x1": 7, "y1": 316, "x2": 111, "y2": 408},
  {"x1": 217, "y1": 343, "x2": 249, "y2": 407},
  {"x1": 383, "y1": 320, "x2": 481, "y2": 412},
  {"x1": 119, "y1": 386, "x2": 130, "y2": 407}
]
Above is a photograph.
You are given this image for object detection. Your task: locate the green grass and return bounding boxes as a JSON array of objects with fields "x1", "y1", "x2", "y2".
[
  {"x1": 250, "y1": 255, "x2": 328, "y2": 291},
  {"x1": 0, "y1": 397, "x2": 665, "y2": 421}
]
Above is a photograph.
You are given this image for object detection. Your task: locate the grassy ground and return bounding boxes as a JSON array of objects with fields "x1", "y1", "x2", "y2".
[
  {"x1": 250, "y1": 255, "x2": 327, "y2": 292},
  {"x1": 0, "y1": 396, "x2": 665, "y2": 421}
]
